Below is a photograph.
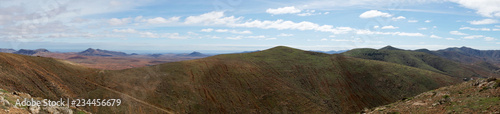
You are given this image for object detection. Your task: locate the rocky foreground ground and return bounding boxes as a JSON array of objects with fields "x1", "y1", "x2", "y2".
[
  {"x1": 364, "y1": 78, "x2": 499, "y2": 114},
  {"x1": 0, "y1": 89, "x2": 89, "y2": 114}
]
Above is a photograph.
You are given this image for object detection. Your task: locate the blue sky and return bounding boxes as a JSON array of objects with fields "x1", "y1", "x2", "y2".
[{"x1": 1, "y1": 0, "x2": 500, "y2": 53}]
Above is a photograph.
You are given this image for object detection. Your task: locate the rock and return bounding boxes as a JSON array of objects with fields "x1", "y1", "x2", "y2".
[
  {"x1": 29, "y1": 105, "x2": 40, "y2": 114},
  {"x1": 0, "y1": 96, "x2": 11, "y2": 107},
  {"x1": 486, "y1": 77, "x2": 497, "y2": 82},
  {"x1": 45, "y1": 106, "x2": 73, "y2": 114},
  {"x1": 412, "y1": 101, "x2": 427, "y2": 106}
]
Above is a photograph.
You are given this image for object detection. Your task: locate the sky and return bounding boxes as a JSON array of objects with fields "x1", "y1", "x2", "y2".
[{"x1": 1, "y1": 0, "x2": 500, "y2": 53}]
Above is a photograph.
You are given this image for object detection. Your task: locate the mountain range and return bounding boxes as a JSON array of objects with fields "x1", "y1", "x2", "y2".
[
  {"x1": 343, "y1": 46, "x2": 500, "y2": 79},
  {"x1": 0, "y1": 46, "x2": 498, "y2": 113}
]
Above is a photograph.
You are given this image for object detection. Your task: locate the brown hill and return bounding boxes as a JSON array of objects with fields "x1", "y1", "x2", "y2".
[
  {"x1": 87, "y1": 46, "x2": 458, "y2": 113},
  {"x1": 343, "y1": 46, "x2": 500, "y2": 79},
  {"x1": 0, "y1": 52, "x2": 173, "y2": 113},
  {"x1": 78, "y1": 48, "x2": 128, "y2": 57},
  {"x1": 0, "y1": 46, "x2": 462, "y2": 113},
  {"x1": 364, "y1": 78, "x2": 499, "y2": 113}
]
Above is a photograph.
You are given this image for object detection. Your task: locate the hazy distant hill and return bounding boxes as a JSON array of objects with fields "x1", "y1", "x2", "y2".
[
  {"x1": 0, "y1": 46, "x2": 460, "y2": 113},
  {"x1": 310, "y1": 50, "x2": 349, "y2": 54},
  {"x1": 177, "y1": 51, "x2": 209, "y2": 57},
  {"x1": 342, "y1": 46, "x2": 500, "y2": 78},
  {"x1": 428, "y1": 46, "x2": 500, "y2": 64},
  {"x1": 78, "y1": 48, "x2": 128, "y2": 56},
  {"x1": 0, "y1": 48, "x2": 15, "y2": 53},
  {"x1": 13, "y1": 48, "x2": 50, "y2": 55}
]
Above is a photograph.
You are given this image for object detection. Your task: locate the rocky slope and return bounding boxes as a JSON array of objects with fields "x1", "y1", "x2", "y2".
[
  {"x1": 363, "y1": 78, "x2": 499, "y2": 114},
  {"x1": 0, "y1": 88, "x2": 89, "y2": 114}
]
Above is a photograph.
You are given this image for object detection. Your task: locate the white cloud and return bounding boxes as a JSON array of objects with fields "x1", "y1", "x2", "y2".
[
  {"x1": 134, "y1": 16, "x2": 143, "y2": 22},
  {"x1": 463, "y1": 35, "x2": 484, "y2": 39},
  {"x1": 408, "y1": 20, "x2": 418, "y2": 23},
  {"x1": 145, "y1": 17, "x2": 180, "y2": 24},
  {"x1": 445, "y1": 38, "x2": 456, "y2": 40},
  {"x1": 392, "y1": 16, "x2": 406, "y2": 21},
  {"x1": 201, "y1": 28, "x2": 214, "y2": 32},
  {"x1": 247, "y1": 35, "x2": 266, "y2": 39},
  {"x1": 203, "y1": 28, "x2": 252, "y2": 34},
  {"x1": 425, "y1": 20, "x2": 431, "y2": 23},
  {"x1": 187, "y1": 32, "x2": 198, "y2": 36},
  {"x1": 373, "y1": 26, "x2": 380, "y2": 29},
  {"x1": 265, "y1": 38, "x2": 277, "y2": 40},
  {"x1": 215, "y1": 29, "x2": 229, "y2": 32},
  {"x1": 161, "y1": 33, "x2": 188, "y2": 39},
  {"x1": 449, "y1": 0, "x2": 500, "y2": 17},
  {"x1": 329, "y1": 35, "x2": 336, "y2": 38},
  {"x1": 296, "y1": 10, "x2": 325, "y2": 16},
  {"x1": 108, "y1": 17, "x2": 131, "y2": 25},
  {"x1": 266, "y1": 6, "x2": 301, "y2": 15},
  {"x1": 398, "y1": 32, "x2": 425, "y2": 37},
  {"x1": 232, "y1": 19, "x2": 354, "y2": 34},
  {"x1": 355, "y1": 30, "x2": 425, "y2": 37},
  {"x1": 458, "y1": 34, "x2": 495, "y2": 41},
  {"x1": 112, "y1": 28, "x2": 137, "y2": 33},
  {"x1": 430, "y1": 35, "x2": 442, "y2": 39},
  {"x1": 484, "y1": 37, "x2": 495, "y2": 41},
  {"x1": 468, "y1": 19, "x2": 498, "y2": 25},
  {"x1": 418, "y1": 27, "x2": 428, "y2": 30},
  {"x1": 450, "y1": 31, "x2": 468, "y2": 35},
  {"x1": 320, "y1": 38, "x2": 328, "y2": 41},
  {"x1": 230, "y1": 30, "x2": 252, "y2": 34},
  {"x1": 278, "y1": 33, "x2": 294, "y2": 37},
  {"x1": 139, "y1": 32, "x2": 159, "y2": 38},
  {"x1": 459, "y1": 27, "x2": 491, "y2": 31},
  {"x1": 359, "y1": 10, "x2": 392, "y2": 18},
  {"x1": 381, "y1": 25, "x2": 399, "y2": 29},
  {"x1": 226, "y1": 36, "x2": 243, "y2": 40},
  {"x1": 184, "y1": 11, "x2": 242, "y2": 25}
]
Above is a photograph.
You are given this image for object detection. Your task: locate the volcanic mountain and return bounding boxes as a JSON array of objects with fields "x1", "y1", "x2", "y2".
[
  {"x1": 13, "y1": 48, "x2": 50, "y2": 55},
  {"x1": 420, "y1": 46, "x2": 500, "y2": 66},
  {"x1": 342, "y1": 46, "x2": 500, "y2": 79},
  {"x1": 78, "y1": 48, "x2": 129, "y2": 57},
  {"x1": 0, "y1": 46, "x2": 463, "y2": 113},
  {"x1": 0, "y1": 48, "x2": 15, "y2": 53}
]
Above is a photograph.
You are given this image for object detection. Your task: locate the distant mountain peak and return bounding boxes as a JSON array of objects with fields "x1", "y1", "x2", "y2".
[
  {"x1": 78, "y1": 48, "x2": 128, "y2": 57},
  {"x1": 269, "y1": 46, "x2": 295, "y2": 50},
  {"x1": 187, "y1": 51, "x2": 205, "y2": 56},
  {"x1": 265, "y1": 46, "x2": 302, "y2": 53},
  {"x1": 380, "y1": 45, "x2": 402, "y2": 50},
  {"x1": 0, "y1": 48, "x2": 16, "y2": 53},
  {"x1": 13, "y1": 48, "x2": 50, "y2": 55}
]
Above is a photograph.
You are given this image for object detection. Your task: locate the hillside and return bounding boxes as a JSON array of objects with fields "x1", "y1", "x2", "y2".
[
  {"x1": 0, "y1": 46, "x2": 467, "y2": 113},
  {"x1": 0, "y1": 53, "x2": 173, "y2": 113},
  {"x1": 13, "y1": 49, "x2": 50, "y2": 56},
  {"x1": 364, "y1": 78, "x2": 499, "y2": 113},
  {"x1": 0, "y1": 88, "x2": 89, "y2": 114},
  {"x1": 85, "y1": 46, "x2": 458, "y2": 113},
  {"x1": 0, "y1": 49, "x2": 15, "y2": 53},
  {"x1": 78, "y1": 48, "x2": 129, "y2": 57},
  {"x1": 342, "y1": 46, "x2": 500, "y2": 78},
  {"x1": 425, "y1": 47, "x2": 500, "y2": 67}
]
